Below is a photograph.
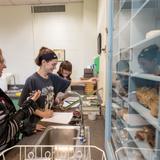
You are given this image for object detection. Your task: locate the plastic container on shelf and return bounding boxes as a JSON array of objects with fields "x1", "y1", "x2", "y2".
[
  {"x1": 145, "y1": 30, "x2": 160, "y2": 39},
  {"x1": 88, "y1": 112, "x2": 97, "y2": 120},
  {"x1": 85, "y1": 82, "x2": 94, "y2": 95},
  {"x1": 115, "y1": 147, "x2": 160, "y2": 160}
]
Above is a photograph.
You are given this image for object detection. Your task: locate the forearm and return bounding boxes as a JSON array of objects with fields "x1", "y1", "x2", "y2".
[
  {"x1": 71, "y1": 78, "x2": 96, "y2": 85},
  {"x1": 34, "y1": 109, "x2": 45, "y2": 118},
  {"x1": 34, "y1": 108, "x2": 53, "y2": 118},
  {"x1": 71, "y1": 80, "x2": 86, "y2": 85},
  {"x1": 14, "y1": 99, "x2": 36, "y2": 122}
]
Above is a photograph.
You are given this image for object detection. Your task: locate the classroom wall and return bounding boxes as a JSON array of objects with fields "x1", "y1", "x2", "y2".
[
  {"x1": 97, "y1": 0, "x2": 108, "y2": 104},
  {"x1": 0, "y1": 0, "x2": 97, "y2": 84}
]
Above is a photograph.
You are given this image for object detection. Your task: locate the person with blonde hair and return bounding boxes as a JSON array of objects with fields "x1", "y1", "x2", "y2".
[{"x1": 0, "y1": 48, "x2": 41, "y2": 151}]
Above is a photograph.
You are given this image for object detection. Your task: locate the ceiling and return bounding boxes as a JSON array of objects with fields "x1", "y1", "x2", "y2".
[{"x1": 0, "y1": 0, "x2": 83, "y2": 6}]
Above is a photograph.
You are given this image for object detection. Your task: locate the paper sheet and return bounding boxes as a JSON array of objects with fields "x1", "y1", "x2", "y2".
[
  {"x1": 64, "y1": 96, "x2": 79, "y2": 101},
  {"x1": 41, "y1": 112, "x2": 73, "y2": 124}
]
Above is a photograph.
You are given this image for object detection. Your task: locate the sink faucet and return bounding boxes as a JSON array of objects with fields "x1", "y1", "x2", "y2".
[{"x1": 65, "y1": 91, "x2": 86, "y2": 144}]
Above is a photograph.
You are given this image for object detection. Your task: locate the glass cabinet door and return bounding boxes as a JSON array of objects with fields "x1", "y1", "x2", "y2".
[{"x1": 107, "y1": 0, "x2": 160, "y2": 159}]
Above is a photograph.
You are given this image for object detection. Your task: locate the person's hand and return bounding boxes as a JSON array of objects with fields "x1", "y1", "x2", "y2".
[
  {"x1": 55, "y1": 97, "x2": 64, "y2": 105},
  {"x1": 55, "y1": 91, "x2": 68, "y2": 105},
  {"x1": 42, "y1": 109, "x2": 53, "y2": 118},
  {"x1": 55, "y1": 92, "x2": 67, "y2": 104},
  {"x1": 35, "y1": 124, "x2": 46, "y2": 132},
  {"x1": 88, "y1": 77, "x2": 98, "y2": 84},
  {"x1": 31, "y1": 90, "x2": 41, "y2": 102}
]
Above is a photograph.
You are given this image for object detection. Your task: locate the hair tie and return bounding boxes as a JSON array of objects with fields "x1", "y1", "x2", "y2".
[{"x1": 39, "y1": 53, "x2": 58, "y2": 61}]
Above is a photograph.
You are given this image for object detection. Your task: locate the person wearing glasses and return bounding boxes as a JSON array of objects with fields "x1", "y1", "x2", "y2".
[{"x1": 0, "y1": 49, "x2": 41, "y2": 151}]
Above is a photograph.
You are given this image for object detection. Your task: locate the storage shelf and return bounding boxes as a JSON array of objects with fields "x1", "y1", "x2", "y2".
[
  {"x1": 116, "y1": 72, "x2": 130, "y2": 76},
  {"x1": 131, "y1": 0, "x2": 150, "y2": 21},
  {"x1": 113, "y1": 47, "x2": 130, "y2": 57},
  {"x1": 119, "y1": 118, "x2": 128, "y2": 128},
  {"x1": 113, "y1": 71, "x2": 130, "y2": 76},
  {"x1": 108, "y1": 0, "x2": 160, "y2": 159},
  {"x1": 112, "y1": 102, "x2": 121, "y2": 109},
  {"x1": 128, "y1": 128, "x2": 153, "y2": 160},
  {"x1": 129, "y1": 102, "x2": 160, "y2": 131},
  {"x1": 112, "y1": 97, "x2": 122, "y2": 105},
  {"x1": 112, "y1": 105, "x2": 128, "y2": 128},
  {"x1": 111, "y1": 134, "x2": 121, "y2": 151},
  {"x1": 131, "y1": 73, "x2": 160, "y2": 82},
  {"x1": 112, "y1": 119, "x2": 129, "y2": 145},
  {"x1": 123, "y1": 114, "x2": 149, "y2": 128},
  {"x1": 114, "y1": 0, "x2": 131, "y2": 18},
  {"x1": 112, "y1": 88, "x2": 129, "y2": 102},
  {"x1": 120, "y1": 0, "x2": 129, "y2": 9},
  {"x1": 130, "y1": 34, "x2": 160, "y2": 50},
  {"x1": 113, "y1": 52, "x2": 120, "y2": 57},
  {"x1": 114, "y1": 31, "x2": 160, "y2": 58},
  {"x1": 114, "y1": 20, "x2": 131, "y2": 39}
]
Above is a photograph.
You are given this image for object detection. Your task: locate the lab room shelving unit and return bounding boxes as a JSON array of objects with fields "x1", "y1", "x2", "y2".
[{"x1": 105, "y1": 0, "x2": 160, "y2": 160}]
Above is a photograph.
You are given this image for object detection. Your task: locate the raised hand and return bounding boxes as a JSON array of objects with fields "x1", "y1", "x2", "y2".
[
  {"x1": 31, "y1": 90, "x2": 41, "y2": 102},
  {"x1": 88, "y1": 77, "x2": 98, "y2": 84}
]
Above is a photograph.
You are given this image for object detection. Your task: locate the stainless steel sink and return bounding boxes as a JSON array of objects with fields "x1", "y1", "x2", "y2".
[
  {"x1": 1, "y1": 126, "x2": 107, "y2": 160},
  {"x1": 34, "y1": 125, "x2": 90, "y2": 159},
  {"x1": 36, "y1": 126, "x2": 79, "y2": 145},
  {"x1": 36, "y1": 125, "x2": 90, "y2": 145}
]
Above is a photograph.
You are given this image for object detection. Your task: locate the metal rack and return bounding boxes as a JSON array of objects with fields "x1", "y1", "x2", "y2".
[{"x1": 0, "y1": 145, "x2": 106, "y2": 160}]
